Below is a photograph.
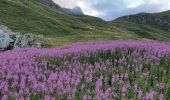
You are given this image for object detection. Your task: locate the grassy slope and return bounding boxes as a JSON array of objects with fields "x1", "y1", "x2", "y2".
[
  {"x1": 0, "y1": 0, "x2": 170, "y2": 47},
  {"x1": 0, "y1": 0, "x2": 139, "y2": 47},
  {"x1": 153, "y1": 10, "x2": 170, "y2": 16},
  {"x1": 112, "y1": 20, "x2": 170, "y2": 41},
  {"x1": 112, "y1": 10, "x2": 170, "y2": 41}
]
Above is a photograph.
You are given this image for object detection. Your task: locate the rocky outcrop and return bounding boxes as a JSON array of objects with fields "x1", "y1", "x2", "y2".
[
  {"x1": 0, "y1": 25, "x2": 43, "y2": 50},
  {"x1": 11, "y1": 33, "x2": 43, "y2": 49},
  {"x1": 61, "y1": 6, "x2": 84, "y2": 15},
  {"x1": 35, "y1": 0, "x2": 84, "y2": 15},
  {"x1": 0, "y1": 26, "x2": 10, "y2": 50},
  {"x1": 116, "y1": 12, "x2": 170, "y2": 31}
]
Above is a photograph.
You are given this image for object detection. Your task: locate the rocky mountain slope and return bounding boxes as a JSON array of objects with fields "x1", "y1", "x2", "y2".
[
  {"x1": 35, "y1": 0, "x2": 84, "y2": 15},
  {"x1": 61, "y1": 6, "x2": 84, "y2": 15},
  {"x1": 112, "y1": 11, "x2": 170, "y2": 40},
  {"x1": 114, "y1": 11, "x2": 170, "y2": 31}
]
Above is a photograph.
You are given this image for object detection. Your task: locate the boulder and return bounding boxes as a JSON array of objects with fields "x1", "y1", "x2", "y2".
[
  {"x1": 0, "y1": 25, "x2": 43, "y2": 50},
  {"x1": 0, "y1": 28, "x2": 10, "y2": 50},
  {"x1": 13, "y1": 33, "x2": 42, "y2": 49}
]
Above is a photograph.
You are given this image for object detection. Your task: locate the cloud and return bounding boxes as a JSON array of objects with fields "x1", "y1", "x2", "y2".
[
  {"x1": 78, "y1": 0, "x2": 170, "y2": 20},
  {"x1": 52, "y1": 0, "x2": 78, "y2": 8},
  {"x1": 78, "y1": 1, "x2": 105, "y2": 16},
  {"x1": 53, "y1": 0, "x2": 170, "y2": 20}
]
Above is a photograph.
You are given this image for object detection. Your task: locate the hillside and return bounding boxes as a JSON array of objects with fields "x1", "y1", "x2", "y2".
[
  {"x1": 0, "y1": 0, "x2": 139, "y2": 47},
  {"x1": 0, "y1": 0, "x2": 87, "y2": 36},
  {"x1": 112, "y1": 11, "x2": 170, "y2": 40},
  {"x1": 115, "y1": 11, "x2": 170, "y2": 31},
  {"x1": 0, "y1": 0, "x2": 170, "y2": 47}
]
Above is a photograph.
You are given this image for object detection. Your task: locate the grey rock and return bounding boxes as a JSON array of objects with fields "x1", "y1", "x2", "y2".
[
  {"x1": 0, "y1": 27, "x2": 10, "y2": 50},
  {"x1": 0, "y1": 25, "x2": 43, "y2": 50},
  {"x1": 13, "y1": 33, "x2": 43, "y2": 49},
  {"x1": 31, "y1": 43, "x2": 41, "y2": 48}
]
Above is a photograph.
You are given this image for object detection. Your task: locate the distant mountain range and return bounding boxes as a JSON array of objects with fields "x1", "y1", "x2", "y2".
[
  {"x1": 112, "y1": 11, "x2": 170, "y2": 40},
  {"x1": 115, "y1": 11, "x2": 170, "y2": 31},
  {"x1": 0, "y1": 0, "x2": 169, "y2": 47},
  {"x1": 35, "y1": 0, "x2": 84, "y2": 15}
]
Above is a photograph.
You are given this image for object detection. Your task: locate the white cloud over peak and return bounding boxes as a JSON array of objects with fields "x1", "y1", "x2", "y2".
[
  {"x1": 53, "y1": 0, "x2": 78, "y2": 8},
  {"x1": 53, "y1": 0, "x2": 170, "y2": 20}
]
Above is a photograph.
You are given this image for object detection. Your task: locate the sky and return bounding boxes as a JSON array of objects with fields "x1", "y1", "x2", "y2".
[{"x1": 53, "y1": 0, "x2": 170, "y2": 20}]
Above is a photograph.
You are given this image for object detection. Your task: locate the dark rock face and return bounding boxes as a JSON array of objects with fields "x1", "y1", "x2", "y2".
[
  {"x1": 35, "y1": 0, "x2": 84, "y2": 15},
  {"x1": 116, "y1": 12, "x2": 170, "y2": 31}
]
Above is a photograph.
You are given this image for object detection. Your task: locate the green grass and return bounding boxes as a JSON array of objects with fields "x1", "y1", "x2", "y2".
[
  {"x1": 112, "y1": 20, "x2": 170, "y2": 41},
  {"x1": 153, "y1": 10, "x2": 170, "y2": 17},
  {"x1": 114, "y1": 10, "x2": 170, "y2": 33},
  {"x1": 0, "y1": 0, "x2": 121, "y2": 37},
  {"x1": 0, "y1": 0, "x2": 170, "y2": 47},
  {"x1": 0, "y1": 0, "x2": 140, "y2": 47}
]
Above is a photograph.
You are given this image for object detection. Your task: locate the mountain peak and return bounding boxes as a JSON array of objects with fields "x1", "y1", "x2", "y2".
[
  {"x1": 62, "y1": 6, "x2": 84, "y2": 15},
  {"x1": 35, "y1": 0, "x2": 83, "y2": 15}
]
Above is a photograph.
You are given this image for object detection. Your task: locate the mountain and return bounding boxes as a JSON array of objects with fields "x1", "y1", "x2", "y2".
[
  {"x1": 0, "y1": 0, "x2": 137, "y2": 47},
  {"x1": 115, "y1": 11, "x2": 170, "y2": 31},
  {"x1": 61, "y1": 6, "x2": 84, "y2": 15},
  {"x1": 112, "y1": 11, "x2": 170, "y2": 40},
  {"x1": 35, "y1": 0, "x2": 84, "y2": 15}
]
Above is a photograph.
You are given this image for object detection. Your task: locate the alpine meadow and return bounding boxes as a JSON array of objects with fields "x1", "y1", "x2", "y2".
[{"x1": 0, "y1": 0, "x2": 170, "y2": 100}]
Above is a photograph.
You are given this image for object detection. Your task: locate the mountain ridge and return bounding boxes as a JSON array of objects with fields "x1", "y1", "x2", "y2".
[
  {"x1": 114, "y1": 11, "x2": 170, "y2": 31},
  {"x1": 35, "y1": 0, "x2": 84, "y2": 15},
  {"x1": 111, "y1": 10, "x2": 170, "y2": 40}
]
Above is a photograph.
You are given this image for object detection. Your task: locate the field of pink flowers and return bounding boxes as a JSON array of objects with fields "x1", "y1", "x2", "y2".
[{"x1": 0, "y1": 41, "x2": 170, "y2": 100}]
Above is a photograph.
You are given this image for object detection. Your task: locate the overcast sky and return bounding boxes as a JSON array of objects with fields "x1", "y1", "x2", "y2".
[{"x1": 53, "y1": 0, "x2": 170, "y2": 20}]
